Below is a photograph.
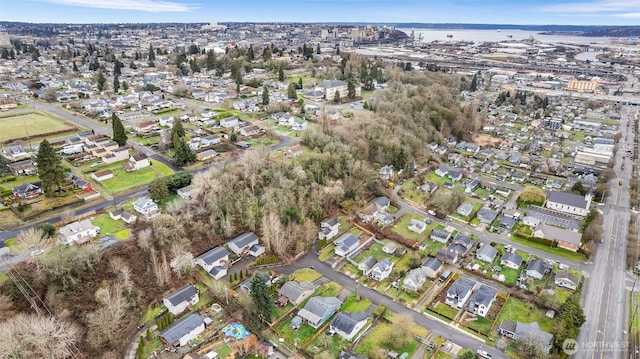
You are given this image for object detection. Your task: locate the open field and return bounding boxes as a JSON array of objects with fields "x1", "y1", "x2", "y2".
[
  {"x1": 97, "y1": 160, "x2": 174, "y2": 194},
  {"x1": 354, "y1": 321, "x2": 418, "y2": 357},
  {"x1": 497, "y1": 297, "x2": 554, "y2": 332},
  {"x1": 0, "y1": 111, "x2": 77, "y2": 143}
]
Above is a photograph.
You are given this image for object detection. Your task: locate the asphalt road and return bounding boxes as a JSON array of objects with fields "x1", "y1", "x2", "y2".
[
  {"x1": 577, "y1": 105, "x2": 638, "y2": 359},
  {"x1": 280, "y1": 251, "x2": 508, "y2": 359}
]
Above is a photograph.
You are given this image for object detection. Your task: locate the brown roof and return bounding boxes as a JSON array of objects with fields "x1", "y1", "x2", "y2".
[
  {"x1": 94, "y1": 169, "x2": 113, "y2": 177},
  {"x1": 499, "y1": 319, "x2": 517, "y2": 333}
]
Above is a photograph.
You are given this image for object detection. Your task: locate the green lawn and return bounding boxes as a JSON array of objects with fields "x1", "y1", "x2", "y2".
[
  {"x1": 419, "y1": 238, "x2": 446, "y2": 257},
  {"x1": 342, "y1": 293, "x2": 372, "y2": 312},
  {"x1": 290, "y1": 268, "x2": 323, "y2": 283},
  {"x1": 510, "y1": 235, "x2": 586, "y2": 262},
  {"x1": 0, "y1": 174, "x2": 41, "y2": 194},
  {"x1": 216, "y1": 344, "x2": 232, "y2": 358},
  {"x1": 276, "y1": 317, "x2": 319, "y2": 347},
  {"x1": 465, "y1": 316, "x2": 493, "y2": 335},
  {"x1": 354, "y1": 322, "x2": 418, "y2": 357},
  {"x1": 313, "y1": 281, "x2": 342, "y2": 297},
  {"x1": 319, "y1": 244, "x2": 335, "y2": 262},
  {"x1": 138, "y1": 337, "x2": 164, "y2": 359},
  {"x1": 394, "y1": 253, "x2": 413, "y2": 272},
  {"x1": 0, "y1": 272, "x2": 7, "y2": 285},
  {"x1": 400, "y1": 178, "x2": 426, "y2": 204},
  {"x1": 340, "y1": 262, "x2": 360, "y2": 277},
  {"x1": 630, "y1": 292, "x2": 640, "y2": 336},
  {"x1": 98, "y1": 159, "x2": 174, "y2": 193},
  {"x1": 141, "y1": 303, "x2": 166, "y2": 323},
  {"x1": 91, "y1": 213, "x2": 126, "y2": 235},
  {"x1": 431, "y1": 302, "x2": 459, "y2": 320},
  {"x1": 245, "y1": 136, "x2": 279, "y2": 148},
  {"x1": 352, "y1": 242, "x2": 390, "y2": 262},
  {"x1": 306, "y1": 332, "x2": 352, "y2": 358},
  {"x1": 392, "y1": 213, "x2": 430, "y2": 242},
  {"x1": 0, "y1": 111, "x2": 76, "y2": 142},
  {"x1": 499, "y1": 267, "x2": 521, "y2": 285},
  {"x1": 271, "y1": 301, "x2": 294, "y2": 321},
  {"x1": 133, "y1": 135, "x2": 159, "y2": 146},
  {"x1": 497, "y1": 297, "x2": 555, "y2": 332},
  {"x1": 433, "y1": 350, "x2": 453, "y2": 359}
]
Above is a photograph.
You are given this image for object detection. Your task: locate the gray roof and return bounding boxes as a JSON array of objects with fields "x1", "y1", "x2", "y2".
[
  {"x1": 230, "y1": 232, "x2": 259, "y2": 249},
  {"x1": 547, "y1": 191, "x2": 588, "y2": 209},
  {"x1": 322, "y1": 217, "x2": 339, "y2": 227},
  {"x1": 477, "y1": 207, "x2": 498, "y2": 223},
  {"x1": 476, "y1": 243, "x2": 498, "y2": 259},
  {"x1": 330, "y1": 311, "x2": 368, "y2": 334},
  {"x1": 404, "y1": 268, "x2": 426, "y2": 286},
  {"x1": 317, "y1": 79, "x2": 347, "y2": 88},
  {"x1": 198, "y1": 247, "x2": 230, "y2": 265},
  {"x1": 527, "y1": 259, "x2": 549, "y2": 275},
  {"x1": 555, "y1": 270, "x2": 580, "y2": 285},
  {"x1": 278, "y1": 281, "x2": 316, "y2": 301},
  {"x1": 437, "y1": 249, "x2": 458, "y2": 262},
  {"x1": 515, "y1": 321, "x2": 554, "y2": 345},
  {"x1": 372, "y1": 196, "x2": 390, "y2": 208},
  {"x1": 448, "y1": 277, "x2": 476, "y2": 298},
  {"x1": 298, "y1": 296, "x2": 341, "y2": 323},
  {"x1": 453, "y1": 233, "x2": 473, "y2": 247},
  {"x1": 447, "y1": 243, "x2": 469, "y2": 255},
  {"x1": 468, "y1": 284, "x2": 497, "y2": 308},
  {"x1": 164, "y1": 285, "x2": 198, "y2": 306},
  {"x1": 160, "y1": 314, "x2": 204, "y2": 345},
  {"x1": 360, "y1": 256, "x2": 378, "y2": 270},
  {"x1": 133, "y1": 196, "x2": 153, "y2": 209},
  {"x1": 339, "y1": 351, "x2": 367, "y2": 359},
  {"x1": 431, "y1": 229, "x2": 451, "y2": 239},
  {"x1": 373, "y1": 258, "x2": 393, "y2": 273},
  {"x1": 421, "y1": 257, "x2": 443, "y2": 271},
  {"x1": 501, "y1": 252, "x2": 523, "y2": 266},
  {"x1": 336, "y1": 233, "x2": 359, "y2": 248}
]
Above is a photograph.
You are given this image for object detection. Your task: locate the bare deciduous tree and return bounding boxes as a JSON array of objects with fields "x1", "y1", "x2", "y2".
[
  {"x1": 17, "y1": 227, "x2": 48, "y2": 252},
  {"x1": 0, "y1": 313, "x2": 80, "y2": 359}
]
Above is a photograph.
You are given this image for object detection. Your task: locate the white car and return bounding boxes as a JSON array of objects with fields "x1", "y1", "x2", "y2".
[
  {"x1": 477, "y1": 350, "x2": 492, "y2": 359},
  {"x1": 29, "y1": 249, "x2": 44, "y2": 257}
]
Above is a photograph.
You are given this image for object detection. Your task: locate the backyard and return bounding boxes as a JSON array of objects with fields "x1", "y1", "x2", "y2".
[
  {"x1": 391, "y1": 212, "x2": 434, "y2": 242},
  {"x1": 354, "y1": 321, "x2": 418, "y2": 357},
  {"x1": 91, "y1": 213, "x2": 130, "y2": 239},
  {"x1": 275, "y1": 316, "x2": 319, "y2": 347},
  {"x1": 352, "y1": 242, "x2": 391, "y2": 262},
  {"x1": 496, "y1": 297, "x2": 555, "y2": 332},
  {"x1": 341, "y1": 293, "x2": 372, "y2": 312},
  {"x1": 96, "y1": 159, "x2": 174, "y2": 193}
]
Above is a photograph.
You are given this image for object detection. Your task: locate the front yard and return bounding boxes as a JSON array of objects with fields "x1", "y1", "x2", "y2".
[
  {"x1": 352, "y1": 242, "x2": 391, "y2": 263},
  {"x1": 341, "y1": 293, "x2": 372, "y2": 312},
  {"x1": 289, "y1": 268, "x2": 322, "y2": 283},
  {"x1": 95, "y1": 159, "x2": 174, "y2": 194},
  {"x1": 496, "y1": 297, "x2": 555, "y2": 332},
  {"x1": 391, "y1": 212, "x2": 434, "y2": 242},
  {"x1": 430, "y1": 301, "x2": 459, "y2": 321},
  {"x1": 354, "y1": 321, "x2": 419, "y2": 357}
]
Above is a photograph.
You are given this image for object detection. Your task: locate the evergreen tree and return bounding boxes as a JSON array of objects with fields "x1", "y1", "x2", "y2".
[
  {"x1": 189, "y1": 58, "x2": 200, "y2": 73},
  {"x1": 0, "y1": 155, "x2": 10, "y2": 176},
  {"x1": 334, "y1": 90, "x2": 341, "y2": 103},
  {"x1": 171, "y1": 117, "x2": 185, "y2": 147},
  {"x1": 249, "y1": 274, "x2": 273, "y2": 325},
  {"x1": 150, "y1": 177, "x2": 168, "y2": 202},
  {"x1": 316, "y1": 43, "x2": 321, "y2": 54},
  {"x1": 96, "y1": 69, "x2": 106, "y2": 92},
  {"x1": 247, "y1": 45, "x2": 255, "y2": 61},
  {"x1": 278, "y1": 66, "x2": 285, "y2": 82},
  {"x1": 113, "y1": 73, "x2": 120, "y2": 93},
  {"x1": 262, "y1": 85, "x2": 270, "y2": 106},
  {"x1": 297, "y1": 77, "x2": 303, "y2": 90},
  {"x1": 470, "y1": 73, "x2": 478, "y2": 92},
  {"x1": 72, "y1": 61, "x2": 78, "y2": 72},
  {"x1": 36, "y1": 139, "x2": 66, "y2": 196},
  {"x1": 206, "y1": 50, "x2": 216, "y2": 71},
  {"x1": 148, "y1": 44, "x2": 155, "y2": 61},
  {"x1": 112, "y1": 114, "x2": 128, "y2": 146},
  {"x1": 122, "y1": 81, "x2": 129, "y2": 91},
  {"x1": 261, "y1": 46, "x2": 272, "y2": 61},
  {"x1": 287, "y1": 83, "x2": 297, "y2": 99},
  {"x1": 347, "y1": 80, "x2": 356, "y2": 99},
  {"x1": 174, "y1": 138, "x2": 195, "y2": 166}
]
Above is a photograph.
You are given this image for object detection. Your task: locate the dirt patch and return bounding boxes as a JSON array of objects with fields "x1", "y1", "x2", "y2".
[{"x1": 472, "y1": 133, "x2": 503, "y2": 147}]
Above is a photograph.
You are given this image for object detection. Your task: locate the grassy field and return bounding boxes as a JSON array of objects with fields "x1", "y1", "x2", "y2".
[
  {"x1": 630, "y1": 292, "x2": 640, "y2": 336},
  {"x1": 499, "y1": 267, "x2": 521, "y2": 285},
  {"x1": 341, "y1": 293, "x2": 372, "y2": 312},
  {"x1": 0, "y1": 174, "x2": 41, "y2": 193},
  {"x1": 91, "y1": 213, "x2": 126, "y2": 236},
  {"x1": 354, "y1": 321, "x2": 418, "y2": 357},
  {"x1": 431, "y1": 301, "x2": 459, "y2": 320},
  {"x1": 306, "y1": 331, "x2": 352, "y2": 358},
  {"x1": 400, "y1": 178, "x2": 426, "y2": 204},
  {"x1": 318, "y1": 244, "x2": 335, "y2": 262},
  {"x1": 497, "y1": 297, "x2": 555, "y2": 332},
  {"x1": 290, "y1": 268, "x2": 322, "y2": 283},
  {"x1": 0, "y1": 208, "x2": 23, "y2": 230},
  {"x1": 392, "y1": 213, "x2": 431, "y2": 242},
  {"x1": 313, "y1": 281, "x2": 342, "y2": 297},
  {"x1": 353, "y1": 242, "x2": 390, "y2": 262},
  {"x1": 276, "y1": 317, "x2": 319, "y2": 346},
  {"x1": 465, "y1": 316, "x2": 493, "y2": 335},
  {"x1": 98, "y1": 159, "x2": 174, "y2": 193},
  {"x1": 510, "y1": 235, "x2": 586, "y2": 262},
  {"x1": 0, "y1": 111, "x2": 76, "y2": 143},
  {"x1": 271, "y1": 300, "x2": 294, "y2": 321}
]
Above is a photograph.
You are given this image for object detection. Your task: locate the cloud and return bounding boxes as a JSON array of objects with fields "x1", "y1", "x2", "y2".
[
  {"x1": 37, "y1": 0, "x2": 197, "y2": 12},
  {"x1": 542, "y1": 0, "x2": 639, "y2": 13},
  {"x1": 614, "y1": 12, "x2": 640, "y2": 18}
]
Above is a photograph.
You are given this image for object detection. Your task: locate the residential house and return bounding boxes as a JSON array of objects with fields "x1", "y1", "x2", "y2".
[
  {"x1": 318, "y1": 217, "x2": 340, "y2": 241},
  {"x1": 159, "y1": 116, "x2": 174, "y2": 127},
  {"x1": 66, "y1": 173, "x2": 93, "y2": 192},
  {"x1": 456, "y1": 202, "x2": 474, "y2": 217},
  {"x1": 239, "y1": 125, "x2": 261, "y2": 137},
  {"x1": 495, "y1": 188, "x2": 512, "y2": 197},
  {"x1": 163, "y1": 285, "x2": 199, "y2": 316},
  {"x1": 58, "y1": 219, "x2": 100, "y2": 245},
  {"x1": 435, "y1": 166, "x2": 450, "y2": 177},
  {"x1": 12, "y1": 182, "x2": 43, "y2": 199},
  {"x1": 522, "y1": 216, "x2": 541, "y2": 228},
  {"x1": 109, "y1": 208, "x2": 137, "y2": 223},
  {"x1": 338, "y1": 351, "x2": 367, "y2": 359},
  {"x1": 421, "y1": 257, "x2": 443, "y2": 279},
  {"x1": 200, "y1": 135, "x2": 221, "y2": 147},
  {"x1": 448, "y1": 169, "x2": 463, "y2": 182},
  {"x1": 499, "y1": 217, "x2": 517, "y2": 231},
  {"x1": 408, "y1": 219, "x2": 427, "y2": 234},
  {"x1": 177, "y1": 185, "x2": 195, "y2": 200},
  {"x1": 467, "y1": 284, "x2": 497, "y2": 317},
  {"x1": 196, "y1": 149, "x2": 219, "y2": 161},
  {"x1": 476, "y1": 207, "x2": 499, "y2": 225},
  {"x1": 133, "y1": 197, "x2": 159, "y2": 216},
  {"x1": 228, "y1": 232, "x2": 264, "y2": 257},
  {"x1": 297, "y1": 296, "x2": 342, "y2": 328},
  {"x1": 292, "y1": 119, "x2": 307, "y2": 131},
  {"x1": 421, "y1": 182, "x2": 438, "y2": 194},
  {"x1": 330, "y1": 311, "x2": 369, "y2": 341},
  {"x1": 525, "y1": 259, "x2": 549, "y2": 279},
  {"x1": 545, "y1": 191, "x2": 592, "y2": 217},
  {"x1": 476, "y1": 243, "x2": 498, "y2": 263},
  {"x1": 451, "y1": 234, "x2": 473, "y2": 254},
  {"x1": 533, "y1": 223, "x2": 582, "y2": 252},
  {"x1": 219, "y1": 116, "x2": 239, "y2": 128},
  {"x1": 103, "y1": 147, "x2": 130, "y2": 164},
  {"x1": 277, "y1": 281, "x2": 316, "y2": 306},
  {"x1": 371, "y1": 258, "x2": 394, "y2": 281},
  {"x1": 7, "y1": 159, "x2": 37, "y2": 176},
  {"x1": 372, "y1": 196, "x2": 390, "y2": 211},
  {"x1": 196, "y1": 247, "x2": 230, "y2": 279},
  {"x1": 91, "y1": 169, "x2": 114, "y2": 182},
  {"x1": 316, "y1": 79, "x2": 360, "y2": 100},
  {"x1": 286, "y1": 144, "x2": 303, "y2": 158},
  {"x1": 497, "y1": 320, "x2": 554, "y2": 354},
  {"x1": 403, "y1": 268, "x2": 427, "y2": 291},
  {"x1": 334, "y1": 233, "x2": 360, "y2": 257},
  {"x1": 382, "y1": 242, "x2": 397, "y2": 255},
  {"x1": 124, "y1": 153, "x2": 151, "y2": 171},
  {"x1": 358, "y1": 256, "x2": 378, "y2": 276},
  {"x1": 445, "y1": 277, "x2": 476, "y2": 308},
  {"x1": 430, "y1": 229, "x2": 452, "y2": 243},
  {"x1": 2, "y1": 145, "x2": 29, "y2": 161},
  {"x1": 379, "y1": 165, "x2": 393, "y2": 180},
  {"x1": 500, "y1": 252, "x2": 523, "y2": 269},
  {"x1": 436, "y1": 248, "x2": 459, "y2": 265},
  {"x1": 554, "y1": 270, "x2": 580, "y2": 290},
  {"x1": 159, "y1": 314, "x2": 205, "y2": 348}
]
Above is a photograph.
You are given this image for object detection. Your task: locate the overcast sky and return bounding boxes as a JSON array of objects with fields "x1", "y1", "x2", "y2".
[{"x1": 2, "y1": 0, "x2": 639, "y2": 25}]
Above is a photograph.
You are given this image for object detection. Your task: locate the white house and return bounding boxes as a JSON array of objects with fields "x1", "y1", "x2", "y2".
[
  {"x1": 446, "y1": 277, "x2": 476, "y2": 308},
  {"x1": 545, "y1": 191, "x2": 591, "y2": 217},
  {"x1": 403, "y1": 268, "x2": 427, "y2": 291},
  {"x1": 466, "y1": 284, "x2": 497, "y2": 317},
  {"x1": 159, "y1": 314, "x2": 205, "y2": 348},
  {"x1": 554, "y1": 271, "x2": 580, "y2": 290},
  {"x1": 318, "y1": 217, "x2": 340, "y2": 241},
  {"x1": 163, "y1": 285, "x2": 199, "y2": 316},
  {"x1": 124, "y1": 153, "x2": 151, "y2": 171},
  {"x1": 408, "y1": 218, "x2": 427, "y2": 234},
  {"x1": 329, "y1": 311, "x2": 369, "y2": 341},
  {"x1": 58, "y1": 219, "x2": 100, "y2": 245},
  {"x1": 228, "y1": 232, "x2": 264, "y2": 257},
  {"x1": 371, "y1": 258, "x2": 393, "y2": 281},
  {"x1": 200, "y1": 135, "x2": 221, "y2": 147},
  {"x1": 334, "y1": 233, "x2": 360, "y2": 257},
  {"x1": 133, "y1": 197, "x2": 159, "y2": 216},
  {"x1": 219, "y1": 116, "x2": 239, "y2": 128},
  {"x1": 196, "y1": 247, "x2": 230, "y2": 279}
]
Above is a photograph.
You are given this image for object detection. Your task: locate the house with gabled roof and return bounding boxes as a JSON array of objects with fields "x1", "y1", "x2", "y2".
[
  {"x1": 533, "y1": 223, "x2": 582, "y2": 252},
  {"x1": 12, "y1": 182, "x2": 43, "y2": 199},
  {"x1": 371, "y1": 258, "x2": 393, "y2": 281},
  {"x1": 467, "y1": 284, "x2": 497, "y2": 317},
  {"x1": 228, "y1": 232, "x2": 264, "y2": 257},
  {"x1": 476, "y1": 243, "x2": 498, "y2": 263},
  {"x1": 456, "y1": 202, "x2": 474, "y2": 217},
  {"x1": 446, "y1": 277, "x2": 476, "y2": 308},
  {"x1": 379, "y1": 165, "x2": 393, "y2": 180},
  {"x1": 133, "y1": 196, "x2": 159, "y2": 217},
  {"x1": 297, "y1": 296, "x2": 342, "y2": 328},
  {"x1": 196, "y1": 247, "x2": 230, "y2": 279},
  {"x1": 437, "y1": 248, "x2": 459, "y2": 265},
  {"x1": 525, "y1": 259, "x2": 550, "y2": 279},
  {"x1": 430, "y1": 229, "x2": 452, "y2": 243},
  {"x1": 277, "y1": 281, "x2": 316, "y2": 305},
  {"x1": 159, "y1": 313, "x2": 205, "y2": 348},
  {"x1": 408, "y1": 219, "x2": 427, "y2": 234},
  {"x1": 500, "y1": 252, "x2": 523, "y2": 269},
  {"x1": 334, "y1": 233, "x2": 360, "y2": 257},
  {"x1": 421, "y1": 257, "x2": 443, "y2": 278},
  {"x1": 554, "y1": 270, "x2": 580, "y2": 290},
  {"x1": 358, "y1": 256, "x2": 378, "y2": 276},
  {"x1": 497, "y1": 320, "x2": 554, "y2": 353},
  {"x1": 403, "y1": 268, "x2": 427, "y2": 291},
  {"x1": 330, "y1": 311, "x2": 369, "y2": 341},
  {"x1": 545, "y1": 191, "x2": 591, "y2": 217},
  {"x1": 476, "y1": 207, "x2": 499, "y2": 224},
  {"x1": 58, "y1": 219, "x2": 100, "y2": 245},
  {"x1": 318, "y1": 217, "x2": 340, "y2": 241},
  {"x1": 163, "y1": 285, "x2": 199, "y2": 316}
]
